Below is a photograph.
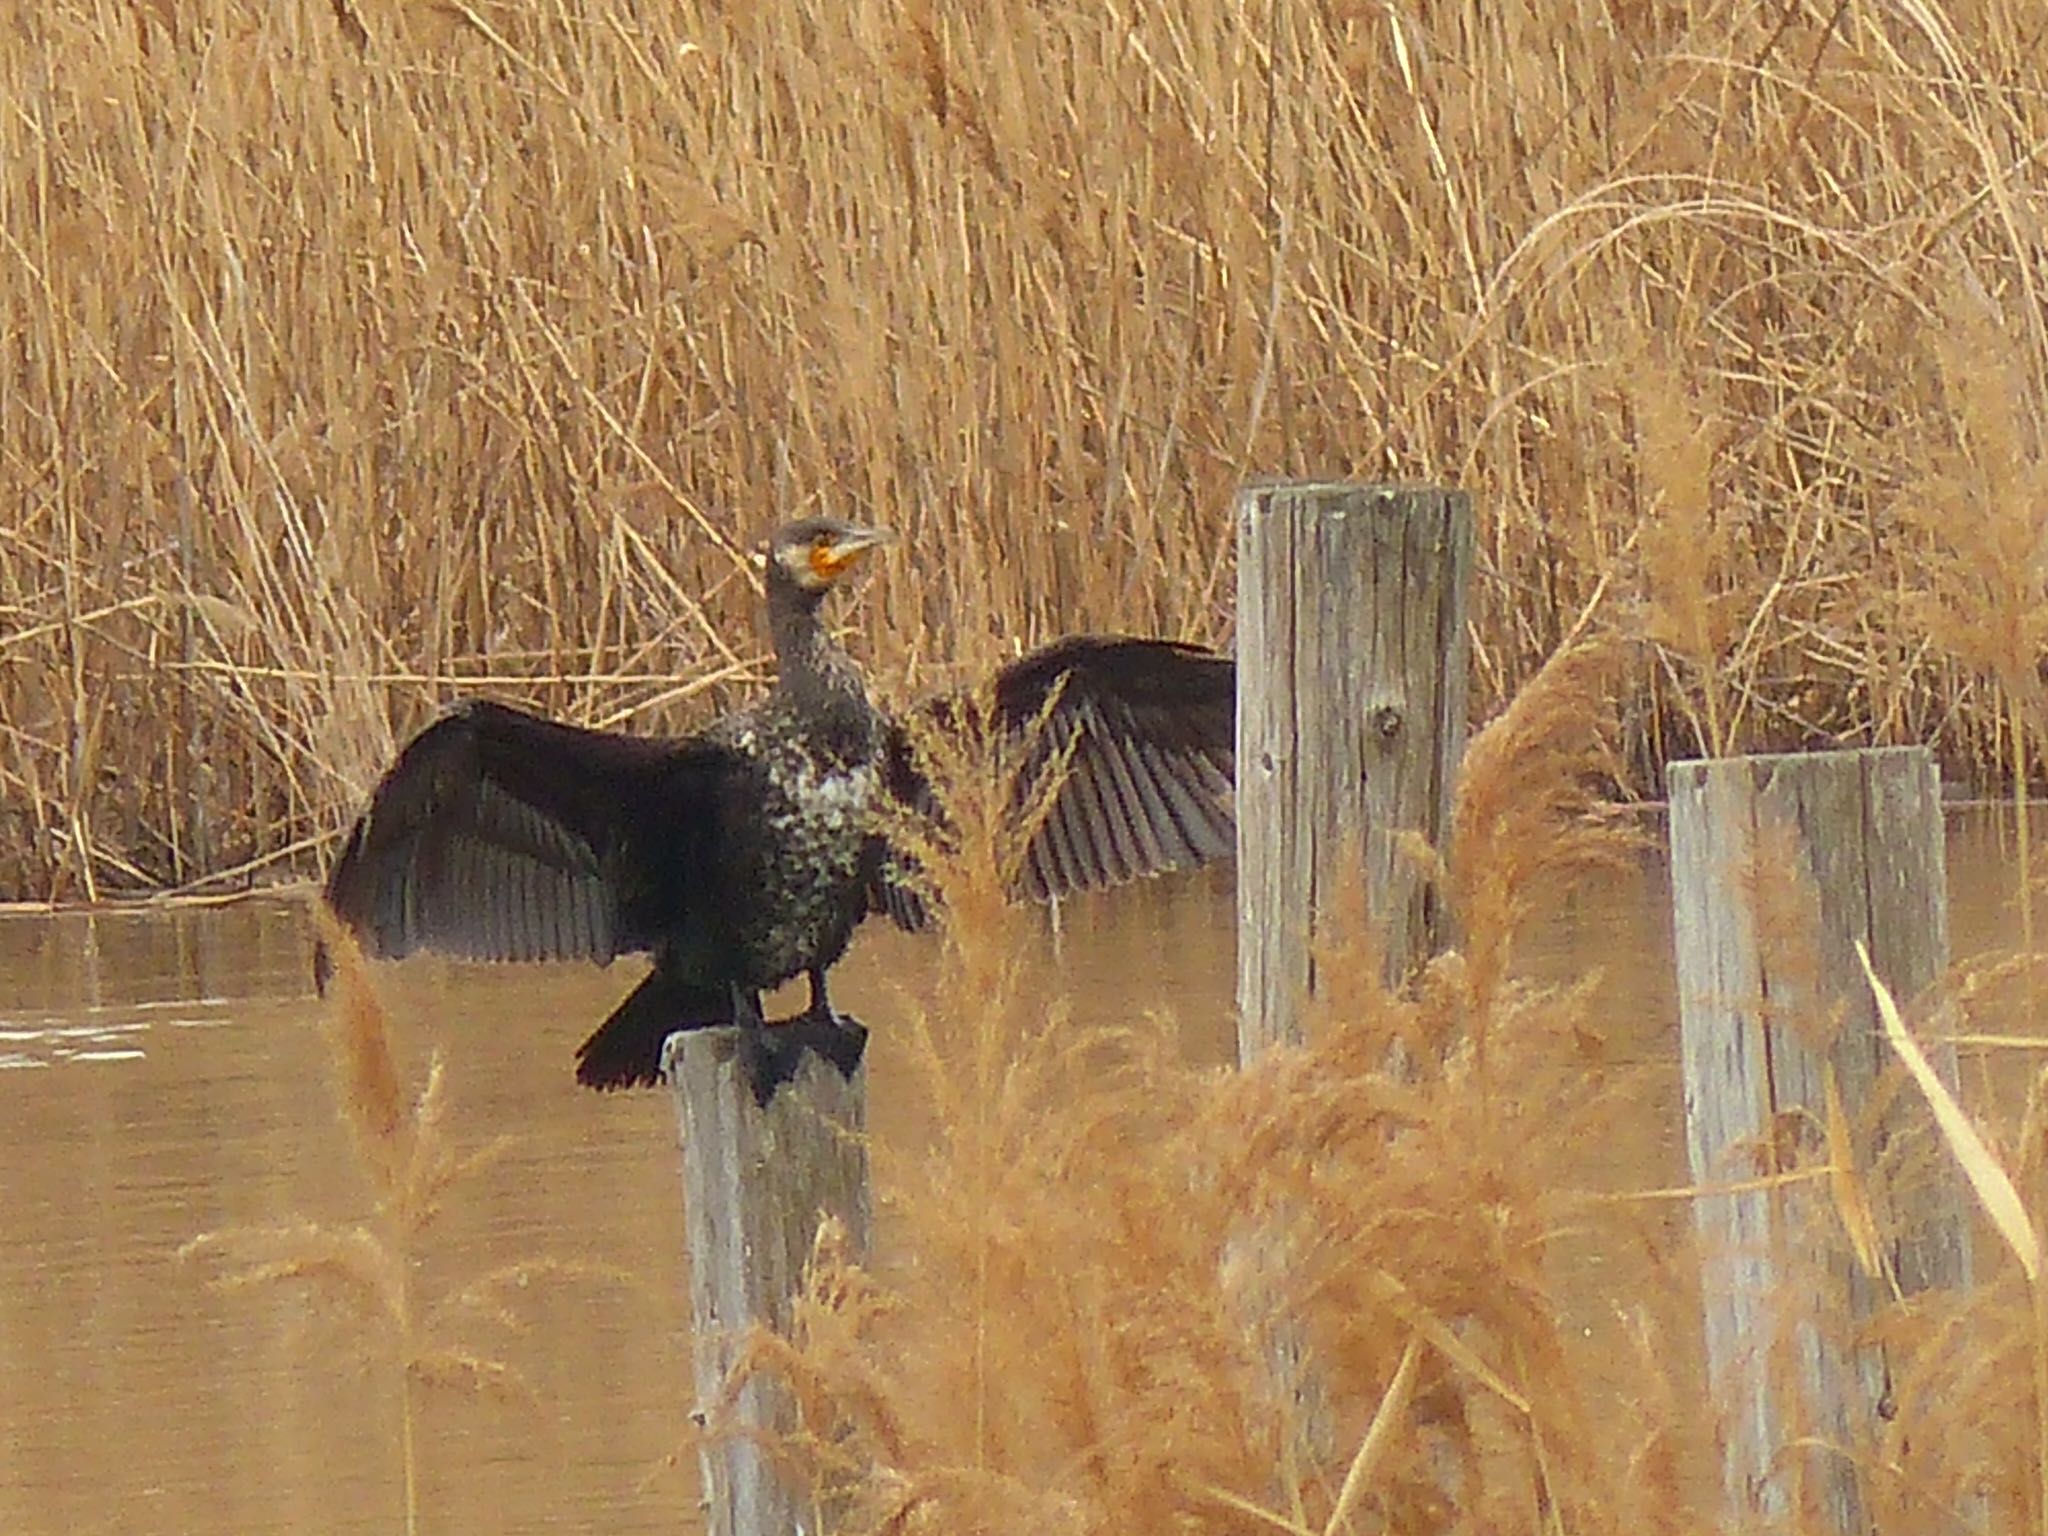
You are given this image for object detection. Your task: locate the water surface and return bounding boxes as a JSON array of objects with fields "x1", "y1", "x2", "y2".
[{"x1": 0, "y1": 811, "x2": 2033, "y2": 1534}]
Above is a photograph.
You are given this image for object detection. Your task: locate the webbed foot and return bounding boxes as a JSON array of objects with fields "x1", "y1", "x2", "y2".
[
  {"x1": 736, "y1": 1012, "x2": 869, "y2": 1107},
  {"x1": 737, "y1": 1025, "x2": 812, "y2": 1107},
  {"x1": 794, "y1": 1011, "x2": 869, "y2": 1082}
]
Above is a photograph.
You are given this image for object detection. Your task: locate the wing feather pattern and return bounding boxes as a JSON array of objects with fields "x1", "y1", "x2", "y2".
[
  {"x1": 323, "y1": 699, "x2": 738, "y2": 968},
  {"x1": 872, "y1": 636, "x2": 1236, "y2": 928}
]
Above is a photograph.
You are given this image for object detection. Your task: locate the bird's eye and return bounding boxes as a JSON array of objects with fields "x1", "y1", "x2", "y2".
[{"x1": 811, "y1": 531, "x2": 834, "y2": 551}]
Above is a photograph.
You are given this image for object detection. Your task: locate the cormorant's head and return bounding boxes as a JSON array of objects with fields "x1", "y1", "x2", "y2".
[{"x1": 764, "y1": 518, "x2": 895, "y2": 595}]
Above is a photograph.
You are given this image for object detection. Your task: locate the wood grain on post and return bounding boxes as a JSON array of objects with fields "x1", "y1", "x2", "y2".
[
  {"x1": 1231, "y1": 481, "x2": 1472, "y2": 1476},
  {"x1": 1668, "y1": 746, "x2": 1970, "y2": 1529},
  {"x1": 1235, "y1": 480, "x2": 1474, "y2": 1057},
  {"x1": 666, "y1": 1029, "x2": 870, "y2": 1536}
]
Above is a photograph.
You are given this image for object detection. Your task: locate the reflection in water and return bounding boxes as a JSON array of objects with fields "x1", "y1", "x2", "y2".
[{"x1": 0, "y1": 811, "x2": 2031, "y2": 1535}]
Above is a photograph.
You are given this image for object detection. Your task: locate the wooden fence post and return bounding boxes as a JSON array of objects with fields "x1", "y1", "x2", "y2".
[
  {"x1": 1235, "y1": 480, "x2": 1474, "y2": 1054},
  {"x1": 1231, "y1": 481, "x2": 1472, "y2": 1474},
  {"x1": 666, "y1": 1028, "x2": 870, "y2": 1536},
  {"x1": 1668, "y1": 746, "x2": 1972, "y2": 1530}
]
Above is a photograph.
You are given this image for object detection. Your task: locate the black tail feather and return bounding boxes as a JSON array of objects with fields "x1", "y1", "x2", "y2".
[{"x1": 574, "y1": 968, "x2": 729, "y2": 1090}]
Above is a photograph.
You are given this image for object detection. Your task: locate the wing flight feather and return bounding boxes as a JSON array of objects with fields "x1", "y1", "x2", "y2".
[
  {"x1": 324, "y1": 699, "x2": 737, "y2": 967},
  {"x1": 871, "y1": 636, "x2": 1236, "y2": 928}
]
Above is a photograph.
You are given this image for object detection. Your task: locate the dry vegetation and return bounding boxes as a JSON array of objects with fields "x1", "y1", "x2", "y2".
[
  {"x1": 180, "y1": 913, "x2": 622, "y2": 1536},
  {"x1": 163, "y1": 643, "x2": 2048, "y2": 1532},
  {"x1": 128, "y1": 618, "x2": 2048, "y2": 1536},
  {"x1": 46, "y1": 4, "x2": 2046, "y2": 1525},
  {"x1": 6, "y1": 0, "x2": 2048, "y2": 897},
  {"x1": 678, "y1": 640, "x2": 2041, "y2": 1534}
]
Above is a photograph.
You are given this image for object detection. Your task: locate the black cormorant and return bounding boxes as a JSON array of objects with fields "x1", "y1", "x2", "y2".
[{"x1": 320, "y1": 518, "x2": 1235, "y2": 1101}]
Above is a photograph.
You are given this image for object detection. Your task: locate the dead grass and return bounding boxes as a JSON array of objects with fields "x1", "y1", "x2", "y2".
[
  {"x1": 19, "y1": 0, "x2": 2048, "y2": 1523},
  {"x1": 1862, "y1": 948, "x2": 2048, "y2": 1530},
  {"x1": 8, "y1": 0, "x2": 2048, "y2": 895}
]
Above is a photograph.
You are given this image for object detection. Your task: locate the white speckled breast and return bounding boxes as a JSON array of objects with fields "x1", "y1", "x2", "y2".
[
  {"x1": 700, "y1": 664, "x2": 885, "y2": 991},
  {"x1": 735, "y1": 758, "x2": 878, "y2": 983}
]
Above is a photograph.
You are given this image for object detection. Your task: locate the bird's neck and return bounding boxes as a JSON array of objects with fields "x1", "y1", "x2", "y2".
[{"x1": 767, "y1": 578, "x2": 874, "y2": 750}]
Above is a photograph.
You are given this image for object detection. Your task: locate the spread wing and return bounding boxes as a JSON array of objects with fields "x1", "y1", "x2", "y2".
[
  {"x1": 873, "y1": 636, "x2": 1236, "y2": 928},
  {"x1": 321, "y1": 699, "x2": 743, "y2": 969}
]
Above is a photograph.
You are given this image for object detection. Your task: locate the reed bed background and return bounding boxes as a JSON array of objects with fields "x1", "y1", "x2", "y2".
[{"x1": 6, "y1": 0, "x2": 2048, "y2": 900}]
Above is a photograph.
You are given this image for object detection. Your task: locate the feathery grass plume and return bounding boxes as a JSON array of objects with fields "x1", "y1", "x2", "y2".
[
  {"x1": 875, "y1": 672, "x2": 1081, "y2": 951},
  {"x1": 1896, "y1": 272, "x2": 2048, "y2": 962},
  {"x1": 316, "y1": 907, "x2": 409, "y2": 1183},
  {"x1": 1630, "y1": 353, "x2": 1744, "y2": 760},
  {"x1": 181, "y1": 899, "x2": 624, "y2": 1535},
  {"x1": 869, "y1": 668, "x2": 1094, "y2": 1125},
  {"x1": 726, "y1": 951, "x2": 1691, "y2": 1534},
  {"x1": 1446, "y1": 637, "x2": 1644, "y2": 1039},
  {"x1": 1899, "y1": 275, "x2": 2048, "y2": 721}
]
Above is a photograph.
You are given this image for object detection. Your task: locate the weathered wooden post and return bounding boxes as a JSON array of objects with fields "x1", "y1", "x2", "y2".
[
  {"x1": 666, "y1": 1028, "x2": 870, "y2": 1536},
  {"x1": 1235, "y1": 480, "x2": 1474, "y2": 1052},
  {"x1": 1669, "y1": 746, "x2": 1972, "y2": 1530},
  {"x1": 1231, "y1": 481, "x2": 1473, "y2": 1472}
]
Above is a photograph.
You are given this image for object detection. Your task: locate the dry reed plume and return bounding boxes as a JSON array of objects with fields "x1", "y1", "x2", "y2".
[
  {"x1": 662, "y1": 634, "x2": 2048, "y2": 1535},
  {"x1": 10, "y1": 1, "x2": 2048, "y2": 896},
  {"x1": 180, "y1": 908, "x2": 616, "y2": 1535},
  {"x1": 683, "y1": 643, "x2": 1704, "y2": 1534}
]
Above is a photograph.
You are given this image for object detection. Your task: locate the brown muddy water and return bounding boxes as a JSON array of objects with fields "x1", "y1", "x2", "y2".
[{"x1": 0, "y1": 811, "x2": 2036, "y2": 1535}]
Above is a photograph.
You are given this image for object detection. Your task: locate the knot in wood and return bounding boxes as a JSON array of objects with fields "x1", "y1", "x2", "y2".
[{"x1": 1371, "y1": 704, "x2": 1404, "y2": 740}]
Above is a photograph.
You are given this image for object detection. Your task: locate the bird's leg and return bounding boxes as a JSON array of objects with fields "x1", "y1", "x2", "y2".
[
  {"x1": 799, "y1": 966, "x2": 868, "y2": 1082},
  {"x1": 730, "y1": 983, "x2": 801, "y2": 1107},
  {"x1": 803, "y1": 966, "x2": 839, "y2": 1025},
  {"x1": 731, "y1": 983, "x2": 767, "y2": 1033}
]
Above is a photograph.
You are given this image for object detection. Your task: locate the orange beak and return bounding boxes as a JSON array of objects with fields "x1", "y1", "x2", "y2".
[{"x1": 808, "y1": 525, "x2": 895, "y2": 583}]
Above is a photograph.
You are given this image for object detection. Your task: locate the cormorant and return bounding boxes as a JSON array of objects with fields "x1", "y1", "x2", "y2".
[{"x1": 320, "y1": 517, "x2": 1235, "y2": 1101}]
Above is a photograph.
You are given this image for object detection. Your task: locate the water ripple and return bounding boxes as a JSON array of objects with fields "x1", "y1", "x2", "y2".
[{"x1": 0, "y1": 1003, "x2": 236, "y2": 1069}]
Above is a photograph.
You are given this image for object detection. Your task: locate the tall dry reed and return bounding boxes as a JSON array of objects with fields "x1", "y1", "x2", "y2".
[
  {"x1": 180, "y1": 910, "x2": 615, "y2": 1535},
  {"x1": 681, "y1": 638, "x2": 1699, "y2": 1534},
  {"x1": 663, "y1": 630, "x2": 2048, "y2": 1535},
  {"x1": 9, "y1": 0, "x2": 2048, "y2": 896}
]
